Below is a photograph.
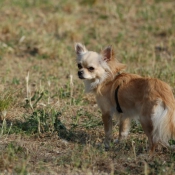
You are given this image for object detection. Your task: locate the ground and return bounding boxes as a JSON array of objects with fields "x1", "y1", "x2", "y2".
[{"x1": 0, "y1": 0, "x2": 175, "y2": 174}]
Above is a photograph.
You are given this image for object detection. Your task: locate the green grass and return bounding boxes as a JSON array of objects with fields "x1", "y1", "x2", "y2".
[{"x1": 0, "y1": 0, "x2": 175, "y2": 174}]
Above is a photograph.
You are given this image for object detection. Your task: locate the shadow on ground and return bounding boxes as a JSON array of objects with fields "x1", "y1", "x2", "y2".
[{"x1": 0, "y1": 113, "x2": 99, "y2": 145}]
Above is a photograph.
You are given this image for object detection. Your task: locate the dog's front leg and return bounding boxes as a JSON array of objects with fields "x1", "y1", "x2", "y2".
[{"x1": 102, "y1": 112, "x2": 113, "y2": 149}]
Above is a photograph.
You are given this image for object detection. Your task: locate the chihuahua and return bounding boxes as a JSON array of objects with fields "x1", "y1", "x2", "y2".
[{"x1": 75, "y1": 43, "x2": 175, "y2": 154}]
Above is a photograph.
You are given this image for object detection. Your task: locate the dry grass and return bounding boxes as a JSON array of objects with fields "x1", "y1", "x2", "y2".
[{"x1": 0, "y1": 0, "x2": 175, "y2": 174}]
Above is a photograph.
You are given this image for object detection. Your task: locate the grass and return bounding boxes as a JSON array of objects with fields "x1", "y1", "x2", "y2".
[{"x1": 0, "y1": 0, "x2": 175, "y2": 174}]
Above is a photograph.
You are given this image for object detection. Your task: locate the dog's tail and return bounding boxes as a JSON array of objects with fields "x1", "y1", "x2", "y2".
[{"x1": 151, "y1": 100, "x2": 175, "y2": 146}]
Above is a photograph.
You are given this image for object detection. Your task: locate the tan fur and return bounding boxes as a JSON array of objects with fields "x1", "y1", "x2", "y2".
[{"x1": 75, "y1": 43, "x2": 175, "y2": 154}]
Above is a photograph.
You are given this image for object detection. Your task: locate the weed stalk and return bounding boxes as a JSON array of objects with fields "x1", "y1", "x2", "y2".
[
  {"x1": 132, "y1": 140, "x2": 137, "y2": 162},
  {"x1": 0, "y1": 118, "x2": 7, "y2": 136},
  {"x1": 25, "y1": 72, "x2": 33, "y2": 110},
  {"x1": 144, "y1": 161, "x2": 149, "y2": 175},
  {"x1": 70, "y1": 74, "x2": 74, "y2": 105}
]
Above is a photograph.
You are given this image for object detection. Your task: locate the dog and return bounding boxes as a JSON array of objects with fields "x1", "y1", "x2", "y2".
[{"x1": 75, "y1": 42, "x2": 175, "y2": 154}]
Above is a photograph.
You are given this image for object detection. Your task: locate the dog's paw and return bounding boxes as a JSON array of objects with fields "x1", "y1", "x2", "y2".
[
  {"x1": 104, "y1": 140, "x2": 115, "y2": 151},
  {"x1": 96, "y1": 142, "x2": 111, "y2": 151},
  {"x1": 104, "y1": 142, "x2": 111, "y2": 151}
]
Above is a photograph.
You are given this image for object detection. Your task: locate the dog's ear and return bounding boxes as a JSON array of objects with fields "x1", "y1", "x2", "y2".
[
  {"x1": 102, "y1": 46, "x2": 114, "y2": 62},
  {"x1": 75, "y1": 43, "x2": 87, "y2": 55}
]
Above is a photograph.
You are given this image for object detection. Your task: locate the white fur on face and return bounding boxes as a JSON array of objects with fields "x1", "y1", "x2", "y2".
[{"x1": 77, "y1": 51, "x2": 112, "y2": 92}]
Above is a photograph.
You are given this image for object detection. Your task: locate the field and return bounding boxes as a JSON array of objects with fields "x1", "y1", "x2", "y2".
[{"x1": 0, "y1": 0, "x2": 175, "y2": 174}]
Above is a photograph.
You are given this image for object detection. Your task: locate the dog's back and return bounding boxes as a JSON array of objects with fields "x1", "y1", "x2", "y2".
[{"x1": 114, "y1": 73, "x2": 175, "y2": 152}]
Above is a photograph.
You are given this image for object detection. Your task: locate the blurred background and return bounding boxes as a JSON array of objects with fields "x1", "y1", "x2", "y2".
[{"x1": 0, "y1": 0, "x2": 175, "y2": 174}]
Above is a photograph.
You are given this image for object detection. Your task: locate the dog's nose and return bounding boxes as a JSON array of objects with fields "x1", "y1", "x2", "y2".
[
  {"x1": 78, "y1": 70, "x2": 83, "y2": 76},
  {"x1": 78, "y1": 70, "x2": 84, "y2": 79}
]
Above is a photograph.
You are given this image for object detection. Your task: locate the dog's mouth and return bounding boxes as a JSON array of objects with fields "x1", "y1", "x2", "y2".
[{"x1": 78, "y1": 75, "x2": 85, "y2": 79}]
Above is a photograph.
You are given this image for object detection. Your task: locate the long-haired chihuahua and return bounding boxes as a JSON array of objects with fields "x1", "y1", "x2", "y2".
[{"x1": 75, "y1": 43, "x2": 175, "y2": 154}]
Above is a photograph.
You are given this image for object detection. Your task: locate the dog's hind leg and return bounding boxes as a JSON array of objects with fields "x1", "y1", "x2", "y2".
[
  {"x1": 140, "y1": 99, "x2": 166, "y2": 155},
  {"x1": 140, "y1": 116, "x2": 157, "y2": 155},
  {"x1": 118, "y1": 116, "x2": 131, "y2": 141}
]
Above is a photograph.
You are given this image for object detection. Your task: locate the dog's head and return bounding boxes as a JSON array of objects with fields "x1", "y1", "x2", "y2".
[{"x1": 75, "y1": 43, "x2": 125, "y2": 92}]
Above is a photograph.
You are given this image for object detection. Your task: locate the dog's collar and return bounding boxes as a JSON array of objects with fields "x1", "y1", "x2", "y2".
[{"x1": 115, "y1": 85, "x2": 123, "y2": 113}]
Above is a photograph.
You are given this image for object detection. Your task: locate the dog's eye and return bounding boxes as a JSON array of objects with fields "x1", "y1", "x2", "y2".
[
  {"x1": 77, "y1": 64, "x2": 82, "y2": 69},
  {"x1": 88, "y1": 67, "x2": 94, "y2": 71}
]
